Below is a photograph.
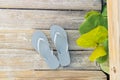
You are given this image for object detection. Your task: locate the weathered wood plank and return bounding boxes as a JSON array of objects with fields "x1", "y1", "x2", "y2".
[
  {"x1": 0, "y1": 29, "x2": 92, "y2": 50},
  {"x1": 0, "y1": 0, "x2": 101, "y2": 10},
  {"x1": 0, "y1": 49, "x2": 99, "y2": 71},
  {"x1": 0, "y1": 9, "x2": 85, "y2": 30},
  {"x1": 0, "y1": 71, "x2": 106, "y2": 80},
  {"x1": 107, "y1": 0, "x2": 120, "y2": 80},
  {"x1": 0, "y1": 78, "x2": 106, "y2": 80}
]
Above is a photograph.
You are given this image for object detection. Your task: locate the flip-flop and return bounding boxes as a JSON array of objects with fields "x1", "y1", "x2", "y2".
[
  {"x1": 32, "y1": 30, "x2": 59, "y2": 69},
  {"x1": 50, "y1": 25, "x2": 70, "y2": 66}
]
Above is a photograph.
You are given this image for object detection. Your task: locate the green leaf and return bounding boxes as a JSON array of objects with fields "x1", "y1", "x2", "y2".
[
  {"x1": 96, "y1": 53, "x2": 108, "y2": 63},
  {"x1": 89, "y1": 46, "x2": 107, "y2": 61},
  {"x1": 97, "y1": 39, "x2": 109, "y2": 65},
  {"x1": 102, "y1": 5, "x2": 107, "y2": 17},
  {"x1": 100, "y1": 59, "x2": 109, "y2": 74},
  {"x1": 85, "y1": 11, "x2": 99, "y2": 19},
  {"x1": 79, "y1": 11, "x2": 108, "y2": 34},
  {"x1": 103, "y1": 39, "x2": 109, "y2": 52},
  {"x1": 76, "y1": 26, "x2": 108, "y2": 48}
]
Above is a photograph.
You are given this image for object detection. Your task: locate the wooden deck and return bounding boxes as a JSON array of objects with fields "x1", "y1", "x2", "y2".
[{"x1": 0, "y1": 0, "x2": 107, "y2": 80}]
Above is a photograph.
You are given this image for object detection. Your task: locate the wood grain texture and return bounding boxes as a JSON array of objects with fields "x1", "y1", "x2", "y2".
[
  {"x1": 0, "y1": 29, "x2": 92, "y2": 50},
  {"x1": 0, "y1": 78, "x2": 106, "y2": 80},
  {"x1": 0, "y1": 49, "x2": 99, "y2": 71},
  {"x1": 0, "y1": 0, "x2": 106, "y2": 79},
  {"x1": 0, "y1": 9, "x2": 86, "y2": 30},
  {"x1": 0, "y1": 71, "x2": 106, "y2": 80},
  {"x1": 0, "y1": 0, "x2": 101, "y2": 10},
  {"x1": 107, "y1": 0, "x2": 120, "y2": 80}
]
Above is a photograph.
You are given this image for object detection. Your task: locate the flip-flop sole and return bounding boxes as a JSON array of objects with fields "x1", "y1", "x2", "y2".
[
  {"x1": 32, "y1": 30, "x2": 59, "y2": 69},
  {"x1": 50, "y1": 25, "x2": 70, "y2": 66}
]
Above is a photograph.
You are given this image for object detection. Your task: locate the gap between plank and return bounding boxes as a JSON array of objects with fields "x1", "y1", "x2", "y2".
[{"x1": 0, "y1": 8, "x2": 86, "y2": 11}]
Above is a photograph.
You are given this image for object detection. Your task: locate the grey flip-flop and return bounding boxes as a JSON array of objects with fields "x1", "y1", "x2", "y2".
[
  {"x1": 50, "y1": 25, "x2": 70, "y2": 66},
  {"x1": 32, "y1": 30, "x2": 59, "y2": 69}
]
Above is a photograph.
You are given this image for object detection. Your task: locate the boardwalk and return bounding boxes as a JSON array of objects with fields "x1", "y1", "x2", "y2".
[{"x1": 0, "y1": 0, "x2": 107, "y2": 80}]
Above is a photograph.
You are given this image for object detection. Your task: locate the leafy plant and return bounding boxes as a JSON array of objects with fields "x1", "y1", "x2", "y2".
[
  {"x1": 76, "y1": 26, "x2": 108, "y2": 62},
  {"x1": 76, "y1": 5, "x2": 109, "y2": 73},
  {"x1": 79, "y1": 11, "x2": 108, "y2": 34}
]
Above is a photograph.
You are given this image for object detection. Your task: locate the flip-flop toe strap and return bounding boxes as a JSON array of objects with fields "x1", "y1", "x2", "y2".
[
  {"x1": 54, "y1": 32, "x2": 68, "y2": 54},
  {"x1": 37, "y1": 38, "x2": 44, "y2": 52}
]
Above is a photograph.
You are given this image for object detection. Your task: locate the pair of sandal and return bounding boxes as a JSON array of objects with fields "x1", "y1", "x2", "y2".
[{"x1": 32, "y1": 25, "x2": 70, "y2": 69}]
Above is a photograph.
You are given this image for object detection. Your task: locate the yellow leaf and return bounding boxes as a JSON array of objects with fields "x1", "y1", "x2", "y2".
[
  {"x1": 76, "y1": 26, "x2": 108, "y2": 48},
  {"x1": 76, "y1": 37, "x2": 97, "y2": 48},
  {"x1": 89, "y1": 46, "x2": 107, "y2": 61}
]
